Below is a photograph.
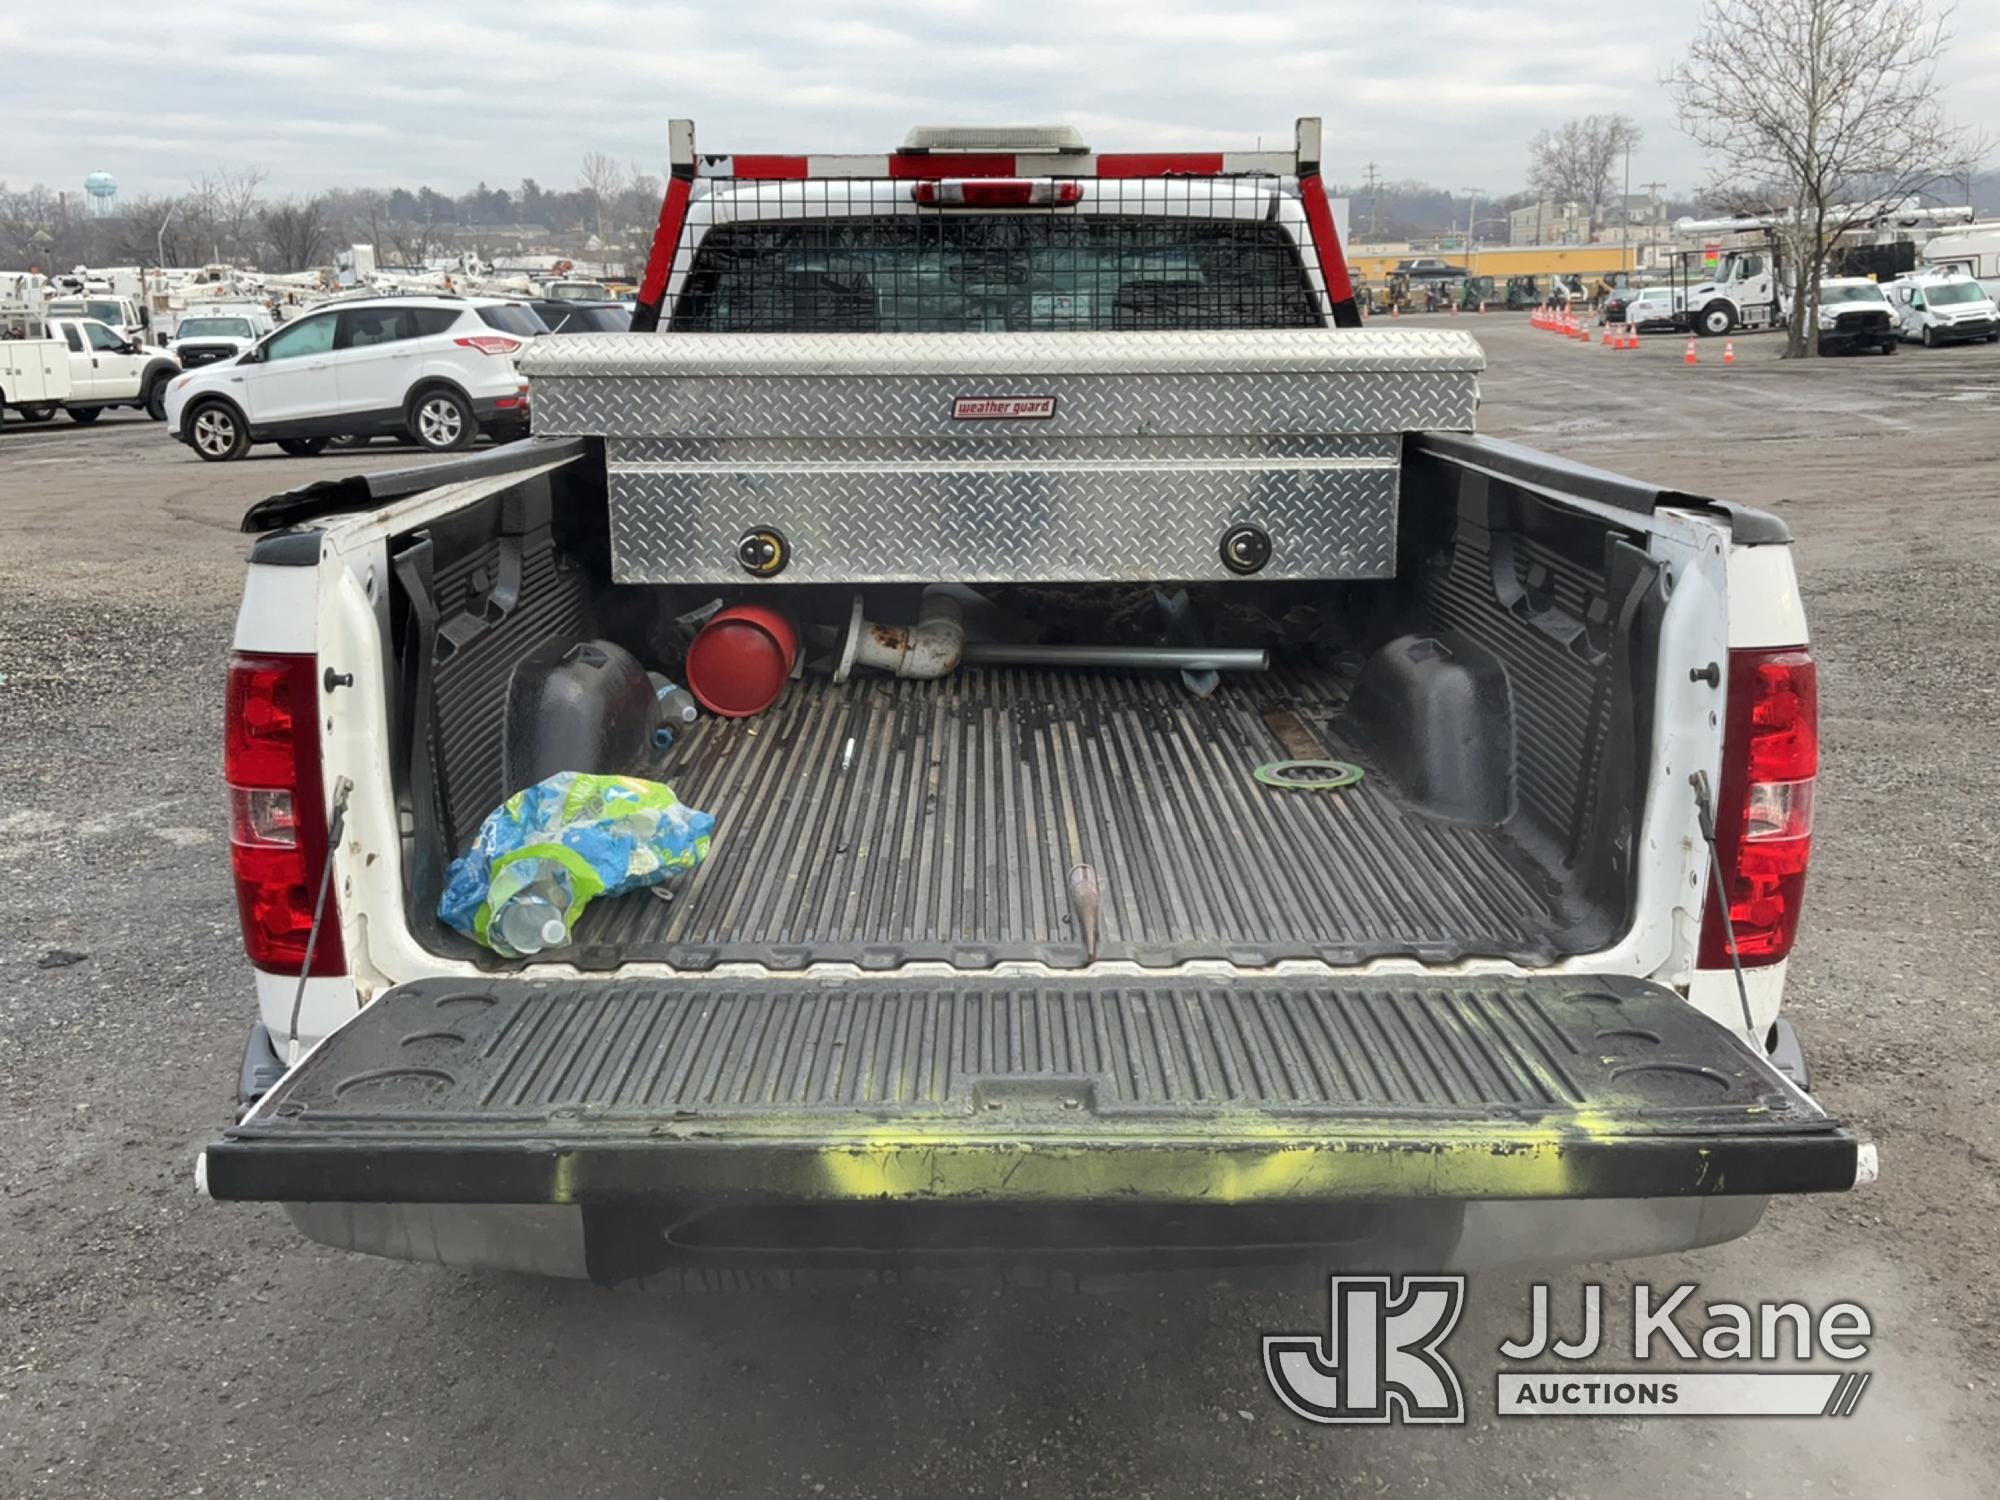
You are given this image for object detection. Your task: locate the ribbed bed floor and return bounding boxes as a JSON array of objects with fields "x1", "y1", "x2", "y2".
[{"x1": 571, "y1": 666, "x2": 1578, "y2": 970}]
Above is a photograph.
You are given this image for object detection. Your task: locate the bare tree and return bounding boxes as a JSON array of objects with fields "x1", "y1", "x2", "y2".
[
  {"x1": 1668, "y1": 0, "x2": 1987, "y2": 356},
  {"x1": 195, "y1": 166, "x2": 267, "y2": 264},
  {"x1": 0, "y1": 182, "x2": 76, "y2": 269},
  {"x1": 322, "y1": 187, "x2": 389, "y2": 267},
  {"x1": 1527, "y1": 115, "x2": 1643, "y2": 233},
  {"x1": 578, "y1": 151, "x2": 625, "y2": 246},
  {"x1": 261, "y1": 196, "x2": 330, "y2": 273},
  {"x1": 114, "y1": 194, "x2": 205, "y2": 267},
  {"x1": 382, "y1": 216, "x2": 441, "y2": 270}
]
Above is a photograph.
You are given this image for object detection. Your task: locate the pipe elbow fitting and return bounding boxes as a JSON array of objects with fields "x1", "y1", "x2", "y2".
[{"x1": 838, "y1": 591, "x2": 965, "y2": 682}]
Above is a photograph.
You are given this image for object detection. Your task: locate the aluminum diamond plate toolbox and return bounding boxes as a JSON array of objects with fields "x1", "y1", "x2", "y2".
[{"x1": 521, "y1": 329, "x2": 1483, "y2": 585}]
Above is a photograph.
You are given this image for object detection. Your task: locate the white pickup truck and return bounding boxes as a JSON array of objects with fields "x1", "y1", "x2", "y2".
[
  {"x1": 0, "y1": 312, "x2": 180, "y2": 424},
  {"x1": 169, "y1": 307, "x2": 277, "y2": 370},
  {"x1": 199, "y1": 118, "x2": 1865, "y2": 1287}
]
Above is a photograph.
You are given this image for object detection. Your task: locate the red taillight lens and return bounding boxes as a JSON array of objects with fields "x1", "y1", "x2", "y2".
[
  {"x1": 912, "y1": 179, "x2": 1084, "y2": 208},
  {"x1": 1698, "y1": 648, "x2": 1818, "y2": 969},
  {"x1": 225, "y1": 652, "x2": 344, "y2": 976},
  {"x1": 454, "y1": 335, "x2": 521, "y2": 355},
  {"x1": 224, "y1": 656, "x2": 305, "y2": 785}
]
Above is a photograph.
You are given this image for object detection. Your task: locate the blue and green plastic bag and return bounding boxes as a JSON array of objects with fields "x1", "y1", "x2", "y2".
[{"x1": 440, "y1": 772, "x2": 715, "y2": 956}]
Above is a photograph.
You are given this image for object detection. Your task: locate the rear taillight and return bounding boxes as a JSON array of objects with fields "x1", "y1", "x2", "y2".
[
  {"x1": 912, "y1": 179, "x2": 1084, "y2": 208},
  {"x1": 454, "y1": 335, "x2": 521, "y2": 355},
  {"x1": 1698, "y1": 648, "x2": 1818, "y2": 969},
  {"x1": 225, "y1": 653, "x2": 344, "y2": 976}
]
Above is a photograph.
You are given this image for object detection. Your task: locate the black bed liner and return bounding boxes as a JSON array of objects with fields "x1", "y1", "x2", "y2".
[
  {"x1": 563, "y1": 664, "x2": 1596, "y2": 973},
  {"x1": 204, "y1": 973, "x2": 1856, "y2": 1206}
]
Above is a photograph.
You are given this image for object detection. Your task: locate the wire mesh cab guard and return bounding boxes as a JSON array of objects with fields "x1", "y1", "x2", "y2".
[{"x1": 631, "y1": 117, "x2": 1361, "y2": 333}]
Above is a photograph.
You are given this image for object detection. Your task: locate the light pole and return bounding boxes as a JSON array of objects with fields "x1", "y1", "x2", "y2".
[
  {"x1": 1622, "y1": 141, "x2": 1633, "y2": 276},
  {"x1": 157, "y1": 197, "x2": 181, "y2": 274},
  {"x1": 1460, "y1": 187, "x2": 1482, "y2": 275}
]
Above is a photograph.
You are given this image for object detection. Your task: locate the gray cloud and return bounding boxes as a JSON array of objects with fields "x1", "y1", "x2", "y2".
[{"x1": 4, "y1": 0, "x2": 1996, "y2": 200}]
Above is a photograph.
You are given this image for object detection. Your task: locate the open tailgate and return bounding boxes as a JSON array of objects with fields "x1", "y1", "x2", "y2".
[{"x1": 205, "y1": 975, "x2": 1856, "y2": 1206}]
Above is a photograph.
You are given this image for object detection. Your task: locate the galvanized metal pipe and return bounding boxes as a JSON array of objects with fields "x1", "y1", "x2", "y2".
[{"x1": 961, "y1": 643, "x2": 1269, "y2": 672}]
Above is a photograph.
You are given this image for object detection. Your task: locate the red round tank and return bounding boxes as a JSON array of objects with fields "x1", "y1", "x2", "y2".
[{"x1": 684, "y1": 604, "x2": 799, "y2": 718}]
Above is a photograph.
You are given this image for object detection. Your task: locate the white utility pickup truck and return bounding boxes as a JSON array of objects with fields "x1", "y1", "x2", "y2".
[
  {"x1": 199, "y1": 118, "x2": 1867, "y2": 1287},
  {"x1": 0, "y1": 310, "x2": 180, "y2": 425},
  {"x1": 47, "y1": 316, "x2": 180, "y2": 422},
  {"x1": 0, "y1": 317, "x2": 71, "y2": 429}
]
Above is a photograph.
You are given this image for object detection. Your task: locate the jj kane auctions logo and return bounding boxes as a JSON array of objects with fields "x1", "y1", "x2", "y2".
[{"x1": 1265, "y1": 1278, "x2": 1875, "y2": 1424}]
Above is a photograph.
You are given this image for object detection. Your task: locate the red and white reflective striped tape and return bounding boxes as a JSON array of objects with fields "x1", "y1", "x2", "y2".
[{"x1": 696, "y1": 151, "x2": 1300, "y2": 181}]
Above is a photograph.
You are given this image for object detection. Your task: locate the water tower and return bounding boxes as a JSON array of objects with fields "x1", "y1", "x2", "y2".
[{"x1": 85, "y1": 171, "x2": 118, "y2": 218}]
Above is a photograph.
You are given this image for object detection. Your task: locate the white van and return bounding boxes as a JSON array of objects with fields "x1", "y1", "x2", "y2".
[{"x1": 1884, "y1": 271, "x2": 2000, "y2": 347}]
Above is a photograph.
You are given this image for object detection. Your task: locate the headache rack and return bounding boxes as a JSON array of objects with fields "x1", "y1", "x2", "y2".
[{"x1": 629, "y1": 117, "x2": 1361, "y2": 334}]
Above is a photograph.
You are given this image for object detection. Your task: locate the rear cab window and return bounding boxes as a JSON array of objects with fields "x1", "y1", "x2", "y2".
[{"x1": 671, "y1": 214, "x2": 1322, "y2": 332}]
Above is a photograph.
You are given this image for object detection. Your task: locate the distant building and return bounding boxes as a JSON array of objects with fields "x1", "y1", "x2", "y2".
[
  {"x1": 1605, "y1": 191, "x2": 1670, "y2": 230},
  {"x1": 1509, "y1": 192, "x2": 1673, "y2": 246},
  {"x1": 1509, "y1": 201, "x2": 1589, "y2": 246}
]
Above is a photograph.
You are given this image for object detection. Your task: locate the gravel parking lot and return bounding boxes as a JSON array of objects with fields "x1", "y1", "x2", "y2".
[{"x1": 3, "y1": 321, "x2": 1996, "y2": 1498}]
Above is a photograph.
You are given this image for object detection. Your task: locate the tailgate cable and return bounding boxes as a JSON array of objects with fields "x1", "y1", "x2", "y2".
[
  {"x1": 1689, "y1": 770, "x2": 1757, "y2": 1038},
  {"x1": 288, "y1": 776, "x2": 354, "y2": 1053}
]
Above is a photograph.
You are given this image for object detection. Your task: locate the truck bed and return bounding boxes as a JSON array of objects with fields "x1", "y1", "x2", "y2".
[{"x1": 567, "y1": 663, "x2": 1584, "y2": 971}]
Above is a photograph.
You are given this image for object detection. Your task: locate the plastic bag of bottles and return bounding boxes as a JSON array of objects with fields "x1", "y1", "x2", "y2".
[{"x1": 439, "y1": 772, "x2": 715, "y2": 957}]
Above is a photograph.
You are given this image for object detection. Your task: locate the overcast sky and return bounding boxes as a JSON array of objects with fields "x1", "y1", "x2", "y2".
[{"x1": 6, "y1": 0, "x2": 1999, "y2": 204}]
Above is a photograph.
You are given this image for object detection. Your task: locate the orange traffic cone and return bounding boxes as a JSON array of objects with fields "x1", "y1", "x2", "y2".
[
  {"x1": 1478, "y1": 301, "x2": 1487, "y2": 315},
  {"x1": 1623, "y1": 326, "x2": 1639, "y2": 350},
  {"x1": 1450, "y1": 301, "x2": 1459, "y2": 316},
  {"x1": 1684, "y1": 337, "x2": 1698, "y2": 365},
  {"x1": 1723, "y1": 340, "x2": 1736, "y2": 365},
  {"x1": 1391, "y1": 303, "x2": 1400, "y2": 319},
  {"x1": 1602, "y1": 322, "x2": 1615, "y2": 345}
]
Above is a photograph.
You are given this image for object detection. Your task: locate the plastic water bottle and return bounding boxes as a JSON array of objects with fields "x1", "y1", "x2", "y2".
[
  {"x1": 651, "y1": 674, "x2": 699, "y2": 726},
  {"x1": 649, "y1": 674, "x2": 699, "y2": 751},
  {"x1": 492, "y1": 860, "x2": 574, "y2": 956}
]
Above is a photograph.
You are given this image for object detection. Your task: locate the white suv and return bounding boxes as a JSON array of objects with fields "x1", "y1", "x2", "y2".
[{"x1": 163, "y1": 295, "x2": 539, "y2": 462}]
